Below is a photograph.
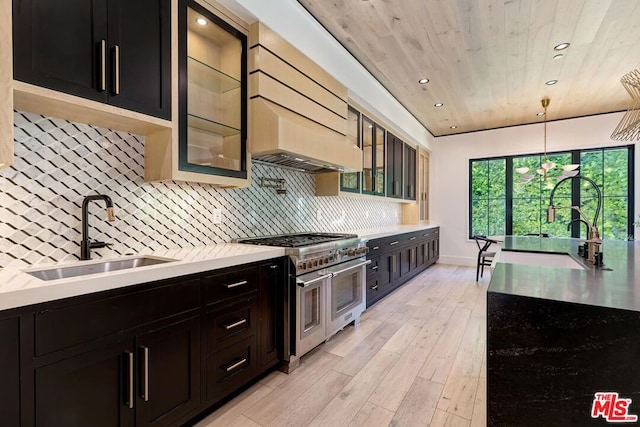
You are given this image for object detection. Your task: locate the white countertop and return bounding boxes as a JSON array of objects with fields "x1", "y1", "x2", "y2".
[
  {"x1": 0, "y1": 244, "x2": 285, "y2": 312},
  {"x1": 350, "y1": 224, "x2": 439, "y2": 240},
  {"x1": 0, "y1": 225, "x2": 439, "y2": 312}
]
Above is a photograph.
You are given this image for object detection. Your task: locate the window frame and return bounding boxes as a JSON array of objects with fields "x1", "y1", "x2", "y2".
[{"x1": 468, "y1": 145, "x2": 635, "y2": 240}]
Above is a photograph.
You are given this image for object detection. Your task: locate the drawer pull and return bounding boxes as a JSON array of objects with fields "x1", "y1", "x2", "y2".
[
  {"x1": 371, "y1": 266, "x2": 378, "y2": 271},
  {"x1": 410, "y1": 237, "x2": 417, "y2": 240},
  {"x1": 370, "y1": 285, "x2": 379, "y2": 291},
  {"x1": 140, "y1": 346, "x2": 149, "y2": 402},
  {"x1": 372, "y1": 246, "x2": 379, "y2": 250},
  {"x1": 225, "y1": 358, "x2": 247, "y2": 372},
  {"x1": 224, "y1": 318, "x2": 247, "y2": 330},
  {"x1": 423, "y1": 233, "x2": 429, "y2": 237},
  {"x1": 223, "y1": 280, "x2": 248, "y2": 289},
  {"x1": 389, "y1": 241, "x2": 399, "y2": 246},
  {"x1": 126, "y1": 351, "x2": 134, "y2": 409}
]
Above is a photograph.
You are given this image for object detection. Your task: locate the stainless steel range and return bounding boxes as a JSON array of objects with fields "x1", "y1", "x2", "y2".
[{"x1": 236, "y1": 232, "x2": 369, "y2": 372}]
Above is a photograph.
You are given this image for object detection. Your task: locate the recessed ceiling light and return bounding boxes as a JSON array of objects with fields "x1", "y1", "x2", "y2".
[
  {"x1": 553, "y1": 53, "x2": 564, "y2": 60},
  {"x1": 554, "y1": 42, "x2": 570, "y2": 51},
  {"x1": 196, "y1": 17, "x2": 207, "y2": 26},
  {"x1": 450, "y1": 125, "x2": 457, "y2": 129},
  {"x1": 546, "y1": 79, "x2": 558, "y2": 85},
  {"x1": 536, "y1": 112, "x2": 545, "y2": 116},
  {"x1": 418, "y1": 78, "x2": 429, "y2": 85},
  {"x1": 434, "y1": 103, "x2": 444, "y2": 107}
]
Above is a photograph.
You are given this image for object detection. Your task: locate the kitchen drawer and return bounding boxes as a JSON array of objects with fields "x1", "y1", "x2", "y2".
[
  {"x1": 367, "y1": 236, "x2": 402, "y2": 254},
  {"x1": 206, "y1": 335, "x2": 256, "y2": 403},
  {"x1": 205, "y1": 294, "x2": 257, "y2": 353},
  {"x1": 204, "y1": 266, "x2": 259, "y2": 305},
  {"x1": 366, "y1": 256, "x2": 380, "y2": 277},
  {"x1": 34, "y1": 278, "x2": 201, "y2": 357}
]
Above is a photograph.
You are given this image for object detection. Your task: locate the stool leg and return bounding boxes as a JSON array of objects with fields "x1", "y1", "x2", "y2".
[{"x1": 476, "y1": 253, "x2": 481, "y2": 281}]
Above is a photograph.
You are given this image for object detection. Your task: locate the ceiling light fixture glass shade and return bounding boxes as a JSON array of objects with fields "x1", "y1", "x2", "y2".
[{"x1": 516, "y1": 97, "x2": 580, "y2": 182}]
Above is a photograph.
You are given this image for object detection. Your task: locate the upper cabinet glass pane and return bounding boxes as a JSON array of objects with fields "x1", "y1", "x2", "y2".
[
  {"x1": 341, "y1": 106, "x2": 361, "y2": 192},
  {"x1": 180, "y1": 3, "x2": 246, "y2": 177},
  {"x1": 362, "y1": 116, "x2": 374, "y2": 193}
]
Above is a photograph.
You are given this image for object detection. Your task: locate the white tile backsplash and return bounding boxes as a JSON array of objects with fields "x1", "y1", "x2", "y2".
[{"x1": 0, "y1": 111, "x2": 402, "y2": 268}]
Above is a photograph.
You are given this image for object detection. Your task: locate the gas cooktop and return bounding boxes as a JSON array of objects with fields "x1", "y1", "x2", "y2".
[{"x1": 236, "y1": 232, "x2": 358, "y2": 248}]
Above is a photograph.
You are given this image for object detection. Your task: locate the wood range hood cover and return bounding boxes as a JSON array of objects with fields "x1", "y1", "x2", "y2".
[
  {"x1": 249, "y1": 98, "x2": 361, "y2": 173},
  {"x1": 248, "y1": 22, "x2": 361, "y2": 173}
]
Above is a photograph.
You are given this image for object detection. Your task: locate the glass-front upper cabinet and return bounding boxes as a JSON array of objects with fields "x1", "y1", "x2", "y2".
[
  {"x1": 340, "y1": 106, "x2": 361, "y2": 193},
  {"x1": 179, "y1": 0, "x2": 247, "y2": 178},
  {"x1": 362, "y1": 115, "x2": 385, "y2": 195}
]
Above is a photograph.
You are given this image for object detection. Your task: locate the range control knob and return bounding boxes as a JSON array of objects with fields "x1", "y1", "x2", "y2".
[
  {"x1": 347, "y1": 249, "x2": 356, "y2": 256},
  {"x1": 323, "y1": 256, "x2": 329, "y2": 264}
]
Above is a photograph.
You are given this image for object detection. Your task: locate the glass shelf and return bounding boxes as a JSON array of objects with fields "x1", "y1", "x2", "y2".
[
  {"x1": 187, "y1": 56, "x2": 240, "y2": 94},
  {"x1": 187, "y1": 114, "x2": 240, "y2": 137}
]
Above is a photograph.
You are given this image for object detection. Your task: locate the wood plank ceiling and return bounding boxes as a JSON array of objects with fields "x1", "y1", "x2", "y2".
[{"x1": 296, "y1": 0, "x2": 640, "y2": 136}]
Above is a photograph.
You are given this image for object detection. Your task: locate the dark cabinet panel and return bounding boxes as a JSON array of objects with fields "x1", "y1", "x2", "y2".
[
  {"x1": 386, "y1": 132, "x2": 403, "y2": 199},
  {"x1": 107, "y1": 0, "x2": 171, "y2": 118},
  {"x1": 258, "y1": 259, "x2": 284, "y2": 371},
  {"x1": 34, "y1": 339, "x2": 135, "y2": 427},
  {"x1": 404, "y1": 144, "x2": 416, "y2": 200},
  {"x1": 205, "y1": 295, "x2": 257, "y2": 353},
  {"x1": 205, "y1": 336, "x2": 256, "y2": 403},
  {"x1": 13, "y1": 0, "x2": 108, "y2": 102},
  {"x1": 0, "y1": 317, "x2": 20, "y2": 427},
  {"x1": 203, "y1": 266, "x2": 259, "y2": 305},
  {"x1": 13, "y1": 0, "x2": 171, "y2": 119},
  {"x1": 135, "y1": 317, "x2": 200, "y2": 427}
]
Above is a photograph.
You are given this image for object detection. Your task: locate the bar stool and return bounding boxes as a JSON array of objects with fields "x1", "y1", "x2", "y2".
[{"x1": 473, "y1": 235, "x2": 497, "y2": 281}]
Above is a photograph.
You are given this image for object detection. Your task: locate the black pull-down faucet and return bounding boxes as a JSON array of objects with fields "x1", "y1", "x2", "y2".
[{"x1": 80, "y1": 194, "x2": 116, "y2": 260}]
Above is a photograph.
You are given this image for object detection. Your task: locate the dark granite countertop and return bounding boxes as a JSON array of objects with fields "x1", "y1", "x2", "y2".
[{"x1": 488, "y1": 236, "x2": 640, "y2": 312}]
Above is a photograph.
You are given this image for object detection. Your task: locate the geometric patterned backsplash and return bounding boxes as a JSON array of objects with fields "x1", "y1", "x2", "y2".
[{"x1": 0, "y1": 111, "x2": 402, "y2": 268}]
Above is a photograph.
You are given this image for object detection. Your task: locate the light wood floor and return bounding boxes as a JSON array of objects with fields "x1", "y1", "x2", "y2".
[{"x1": 195, "y1": 264, "x2": 488, "y2": 427}]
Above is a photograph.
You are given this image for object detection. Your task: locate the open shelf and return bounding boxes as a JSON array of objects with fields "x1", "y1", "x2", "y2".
[
  {"x1": 187, "y1": 56, "x2": 240, "y2": 94},
  {"x1": 187, "y1": 113, "x2": 240, "y2": 137}
]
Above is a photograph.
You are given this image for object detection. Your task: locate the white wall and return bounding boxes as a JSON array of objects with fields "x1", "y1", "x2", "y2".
[
  {"x1": 217, "y1": 0, "x2": 434, "y2": 150},
  {"x1": 431, "y1": 112, "x2": 640, "y2": 266}
]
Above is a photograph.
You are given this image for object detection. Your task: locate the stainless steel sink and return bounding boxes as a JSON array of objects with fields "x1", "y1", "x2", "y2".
[{"x1": 26, "y1": 256, "x2": 177, "y2": 281}]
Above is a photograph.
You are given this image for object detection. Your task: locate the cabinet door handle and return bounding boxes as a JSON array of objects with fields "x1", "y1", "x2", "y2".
[
  {"x1": 371, "y1": 265, "x2": 378, "y2": 271},
  {"x1": 394, "y1": 181, "x2": 400, "y2": 195},
  {"x1": 225, "y1": 358, "x2": 247, "y2": 372},
  {"x1": 391, "y1": 255, "x2": 397, "y2": 273},
  {"x1": 370, "y1": 285, "x2": 379, "y2": 291},
  {"x1": 389, "y1": 241, "x2": 399, "y2": 246},
  {"x1": 410, "y1": 236, "x2": 417, "y2": 241},
  {"x1": 141, "y1": 346, "x2": 149, "y2": 402},
  {"x1": 269, "y1": 265, "x2": 278, "y2": 269},
  {"x1": 113, "y1": 45, "x2": 120, "y2": 95},
  {"x1": 224, "y1": 318, "x2": 247, "y2": 330},
  {"x1": 223, "y1": 280, "x2": 247, "y2": 289},
  {"x1": 100, "y1": 40, "x2": 106, "y2": 92},
  {"x1": 125, "y1": 351, "x2": 134, "y2": 409}
]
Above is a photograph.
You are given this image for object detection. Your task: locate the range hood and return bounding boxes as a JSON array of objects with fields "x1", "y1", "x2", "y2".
[{"x1": 249, "y1": 99, "x2": 362, "y2": 174}]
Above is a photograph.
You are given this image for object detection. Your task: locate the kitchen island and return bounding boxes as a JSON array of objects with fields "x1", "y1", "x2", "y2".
[{"x1": 488, "y1": 236, "x2": 640, "y2": 426}]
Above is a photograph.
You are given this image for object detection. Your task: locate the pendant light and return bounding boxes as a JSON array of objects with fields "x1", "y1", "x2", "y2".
[{"x1": 516, "y1": 98, "x2": 579, "y2": 183}]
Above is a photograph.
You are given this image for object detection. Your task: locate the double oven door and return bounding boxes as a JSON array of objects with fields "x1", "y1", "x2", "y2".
[{"x1": 295, "y1": 258, "x2": 368, "y2": 357}]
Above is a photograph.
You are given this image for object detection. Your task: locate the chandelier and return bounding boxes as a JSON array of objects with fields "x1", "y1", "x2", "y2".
[
  {"x1": 516, "y1": 97, "x2": 580, "y2": 183},
  {"x1": 611, "y1": 68, "x2": 640, "y2": 141}
]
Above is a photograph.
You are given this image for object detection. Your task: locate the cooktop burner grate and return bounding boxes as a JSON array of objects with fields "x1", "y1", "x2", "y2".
[{"x1": 237, "y1": 232, "x2": 357, "y2": 248}]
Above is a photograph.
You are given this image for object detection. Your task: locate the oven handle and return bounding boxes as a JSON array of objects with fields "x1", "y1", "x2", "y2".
[
  {"x1": 330, "y1": 259, "x2": 371, "y2": 277},
  {"x1": 296, "y1": 273, "x2": 332, "y2": 288}
]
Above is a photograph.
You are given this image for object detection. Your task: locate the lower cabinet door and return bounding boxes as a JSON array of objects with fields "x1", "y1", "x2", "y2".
[
  {"x1": 135, "y1": 316, "x2": 201, "y2": 427},
  {"x1": 35, "y1": 340, "x2": 135, "y2": 427},
  {"x1": 206, "y1": 335, "x2": 256, "y2": 403},
  {"x1": 0, "y1": 318, "x2": 20, "y2": 427}
]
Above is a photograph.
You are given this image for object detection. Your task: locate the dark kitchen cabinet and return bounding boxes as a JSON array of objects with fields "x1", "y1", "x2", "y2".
[
  {"x1": 178, "y1": 0, "x2": 248, "y2": 179},
  {"x1": 13, "y1": 0, "x2": 171, "y2": 119},
  {"x1": 8, "y1": 257, "x2": 285, "y2": 427},
  {"x1": 258, "y1": 259, "x2": 285, "y2": 371},
  {"x1": 366, "y1": 228, "x2": 439, "y2": 307},
  {"x1": 404, "y1": 144, "x2": 416, "y2": 200},
  {"x1": 135, "y1": 316, "x2": 201, "y2": 427},
  {"x1": 362, "y1": 115, "x2": 385, "y2": 196},
  {"x1": 0, "y1": 317, "x2": 20, "y2": 427},
  {"x1": 386, "y1": 132, "x2": 404, "y2": 199},
  {"x1": 340, "y1": 106, "x2": 362, "y2": 193}
]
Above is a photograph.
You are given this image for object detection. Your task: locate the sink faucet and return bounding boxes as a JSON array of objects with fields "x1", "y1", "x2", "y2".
[
  {"x1": 80, "y1": 195, "x2": 116, "y2": 260},
  {"x1": 547, "y1": 176, "x2": 602, "y2": 264},
  {"x1": 566, "y1": 218, "x2": 590, "y2": 238}
]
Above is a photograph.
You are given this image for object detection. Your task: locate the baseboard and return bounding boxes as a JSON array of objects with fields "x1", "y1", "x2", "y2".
[{"x1": 437, "y1": 255, "x2": 476, "y2": 267}]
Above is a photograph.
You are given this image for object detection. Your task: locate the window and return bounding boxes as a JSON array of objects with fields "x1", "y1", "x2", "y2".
[{"x1": 469, "y1": 145, "x2": 634, "y2": 240}]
